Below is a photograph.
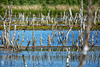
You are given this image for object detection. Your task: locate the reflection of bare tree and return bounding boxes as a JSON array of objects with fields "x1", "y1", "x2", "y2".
[
  {"x1": 66, "y1": 48, "x2": 70, "y2": 67},
  {"x1": 98, "y1": 53, "x2": 100, "y2": 65},
  {"x1": 94, "y1": 52, "x2": 97, "y2": 63},
  {"x1": 22, "y1": 55, "x2": 27, "y2": 67},
  {"x1": 10, "y1": 55, "x2": 13, "y2": 67},
  {"x1": 0, "y1": 50, "x2": 100, "y2": 67},
  {"x1": 32, "y1": 55, "x2": 34, "y2": 67}
]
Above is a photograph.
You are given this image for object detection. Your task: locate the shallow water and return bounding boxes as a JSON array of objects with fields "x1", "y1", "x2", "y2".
[
  {"x1": 0, "y1": 30, "x2": 100, "y2": 46},
  {"x1": 0, "y1": 50, "x2": 100, "y2": 67},
  {"x1": 0, "y1": 30, "x2": 100, "y2": 67}
]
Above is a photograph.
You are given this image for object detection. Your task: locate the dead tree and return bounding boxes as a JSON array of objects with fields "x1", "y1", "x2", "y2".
[
  {"x1": 65, "y1": 8, "x2": 73, "y2": 42},
  {"x1": 94, "y1": 9, "x2": 98, "y2": 25},
  {"x1": 63, "y1": 9, "x2": 73, "y2": 46},
  {"x1": 78, "y1": 0, "x2": 93, "y2": 67},
  {"x1": 32, "y1": 15, "x2": 36, "y2": 40},
  {"x1": 26, "y1": 38, "x2": 31, "y2": 51},
  {"x1": 40, "y1": 34, "x2": 43, "y2": 51},
  {"x1": 75, "y1": 13, "x2": 78, "y2": 26},
  {"x1": 0, "y1": 9, "x2": 8, "y2": 47},
  {"x1": 48, "y1": 34, "x2": 51, "y2": 46},
  {"x1": 41, "y1": 13, "x2": 45, "y2": 25},
  {"x1": 1, "y1": 32, "x2": 4, "y2": 44},
  {"x1": 16, "y1": 31, "x2": 20, "y2": 50},
  {"x1": 51, "y1": 24, "x2": 54, "y2": 40},
  {"x1": 32, "y1": 15, "x2": 37, "y2": 51},
  {"x1": 69, "y1": 8, "x2": 73, "y2": 26},
  {"x1": 65, "y1": 27, "x2": 72, "y2": 41},
  {"x1": 57, "y1": 36, "x2": 60, "y2": 44},
  {"x1": 91, "y1": 35, "x2": 94, "y2": 46},
  {"x1": 40, "y1": 34, "x2": 43, "y2": 46},
  {"x1": 63, "y1": 39, "x2": 66, "y2": 47},
  {"x1": 98, "y1": 10, "x2": 100, "y2": 22},
  {"x1": 11, "y1": 22, "x2": 16, "y2": 46},
  {"x1": 26, "y1": 16, "x2": 28, "y2": 25},
  {"x1": 76, "y1": 39, "x2": 79, "y2": 51},
  {"x1": 7, "y1": 5, "x2": 11, "y2": 46}
]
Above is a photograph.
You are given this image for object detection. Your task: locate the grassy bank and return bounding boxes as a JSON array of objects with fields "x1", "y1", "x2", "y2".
[{"x1": 0, "y1": 25, "x2": 100, "y2": 30}]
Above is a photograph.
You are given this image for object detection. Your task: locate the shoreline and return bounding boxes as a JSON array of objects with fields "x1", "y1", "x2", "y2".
[
  {"x1": 0, "y1": 25, "x2": 100, "y2": 30},
  {"x1": 0, "y1": 45, "x2": 100, "y2": 51}
]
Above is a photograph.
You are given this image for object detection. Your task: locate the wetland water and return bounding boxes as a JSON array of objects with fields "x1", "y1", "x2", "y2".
[
  {"x1": 0, "y1": 50, "x2": 100, "y2": 67},
  {"x1": 0, "y1": 30, "x2": 100, "y2": 67},
  {"x1": 0, "y1": 30, "x2": 100, "y2": 46}
]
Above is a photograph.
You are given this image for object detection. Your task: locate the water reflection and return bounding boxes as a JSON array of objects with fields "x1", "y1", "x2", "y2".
[{"x1": 0, "y1": 50, "x2": 100, "y2": 67}]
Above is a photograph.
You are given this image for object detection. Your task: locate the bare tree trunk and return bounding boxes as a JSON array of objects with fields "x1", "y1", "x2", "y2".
[
  {"x1": 4, "y1": 21, "x2": 7, "y2": 45},
  {"x1": 7, "y1": 5, "x2": 11, "y2": 46},
  {"x1": 94, "y1": 10, "x2": 97, "y2": 25},
  {"x1": 80, "y1": 0, "x2": 84, "y2": 47},
  {"x1": 16, "y1": 39, "x2": 19, "y2": 49},
  {"x1": 48, "y1": 34, "x2": 51, "y2": 46},
  {"x1": 65, "y1": 27, "x2": 72, "y2": 41},
  {"x1": 0, "y1": 8, "x2": 7, "y2": 48},
  {"x1": 40, "y1": 34, "x2": 43, "y2": 46},
  {"x1": 26, "y1": 41, "x2": 30, "y2": 51},
  {"x1": 78, "y1": 0, "x2": 93, "y2": 67},
  {"x1": 11, "y1": 23, "x2": 16, "y2": 46},
  {"x1": 8, "y1": 11, "x2": 11, "y2": 46},
  {"x1": 32, "y1": 16, "x2": 35, "y2": 40},
  {"x1": 51, "y1": 24, "x2": 54, "y2": 39},
  {"x1": 85, "y1": 0, "x2": 92, "y2": 46},
  {"x1": 32, "y1": 16, "x2": 37, "y2": 51},
  {"x1": 1, "y1": 32, "x2": 4, "y2": 44},
  {"x1": 33, "y1": 25, "x2": 35, "y2": 40}
]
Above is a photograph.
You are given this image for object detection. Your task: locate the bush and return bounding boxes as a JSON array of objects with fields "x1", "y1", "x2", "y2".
[{"x1": 97, "y1": 22, "x2": 100, "y2": 25}]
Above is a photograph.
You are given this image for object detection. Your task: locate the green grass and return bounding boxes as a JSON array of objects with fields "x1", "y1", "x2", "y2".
[
  {"x1": 10, "y1": 47, "x2": 100, "y2": 51},
  {"x1": 20, "y1": 47, "x2": 78, "y2": 51},
  {"x1": 0, "y1": 25, "x2": 100, "y2": 30},
  {"x1": 0, "y1": 26, "x2": 4, "y2": 30}
]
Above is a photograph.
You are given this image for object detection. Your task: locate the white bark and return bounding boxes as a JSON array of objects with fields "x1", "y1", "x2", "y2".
[
  {"x1": 11, "y1": 24, "x2": 16, "y2": 46},
  {"x1": 65, "y1": 27, "x2": 72, "y2": 41},
  {"x1": 94, "y1": 9, "x2": 98, "y2": 25}
]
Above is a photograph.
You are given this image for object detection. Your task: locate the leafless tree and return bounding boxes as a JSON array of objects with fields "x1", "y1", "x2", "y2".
[{"x1": 78, "y1": 0, "x2": 93, "y2": 67}]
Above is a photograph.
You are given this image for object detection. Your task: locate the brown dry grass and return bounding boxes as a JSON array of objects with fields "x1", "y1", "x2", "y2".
[
  {"x1": 1, "y1": 4, "x2": 99, "y2": 11},
  {"x1": 1, "y1": 4, "x2": 79, "y2": 10},
  {"x1": 1, "y1": 4, "x2": 42, "y2": 10},
  {"x1": 48, "y1": 5, "x2": 79, "y2": 10}
]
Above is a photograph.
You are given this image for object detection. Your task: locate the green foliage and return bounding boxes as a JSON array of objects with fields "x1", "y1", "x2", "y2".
[
  {"x1": 97, "y1": 22, "x2": 100, "y2": 25},
  {"x1": 42, "y1": 2, "x2": 47, "y2": 9},
  {"x1": 0, "y1": 0, "x2": 99, "y2": 6},
  {"x1": 0, "y1": 0, "x2": 99, "y2": 17}
]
